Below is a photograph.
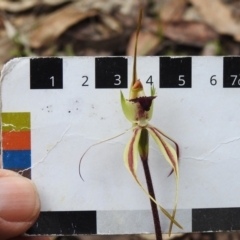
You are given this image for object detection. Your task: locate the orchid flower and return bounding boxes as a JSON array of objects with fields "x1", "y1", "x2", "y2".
[
  {"x1": 80, "y1": 8, "x2": 182, "y2": 237},
  {"x1": 120, "y1": 11, "x2": 182, "y2": 236}
]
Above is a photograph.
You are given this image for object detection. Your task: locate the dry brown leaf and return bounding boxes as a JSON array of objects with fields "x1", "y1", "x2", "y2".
[
  {"x1": 183, "y1": 6, "x2": 202, "y2": 21},
  {"x1": 100, "y1": 14, "x2": 122, "y2": 34},
  {"x1": 127, "y1": 31, "x2": 160, "y2": 56},
  {"x1": 29, "y1": 5, "x2": 98, "y2": 48},
  {"x1": 0, "y1": 0, "x2": 38, "y2": 12},
  {"x1": 162, "y1": 21, "x2": 218, "y2": 47},
  {"x1": 2, "y1": 18, "x2": 17, "y2": 39},
  {"x1": 0, "y1": 38, "x2": 14, "y2": 70},
  {"x1": 29, "y1": 0, "x2": 140, "y2": 48},
  {"x1": 142, "y1": 18, "x2": 160, "y2": 34},
  {"x1": 63, "y1": 0, "x2": 139, "y2": 16},
  {"x1": 0, "y1": 16, "x2": 4, "y2": 28},
  {"x1": 43, "y1": 0, "x2": 73, "y2": 6},
  {"x1": 201, "y1": 42, "x2": 218, "y2": 56},
  {"x1": 190, "y1": 0, "x2": 240, "y2": 41},
  {"x1": 160, "y1": 0, "x2": 188, "y2": 21}
]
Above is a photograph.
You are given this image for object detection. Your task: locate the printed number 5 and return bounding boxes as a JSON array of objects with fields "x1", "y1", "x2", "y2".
[
  {"x1": 114, "y1": 74, "x2": 121, "y2": 85},
  {"x1": 178, "y1": 75, "x2": 185, "y2": 86}
]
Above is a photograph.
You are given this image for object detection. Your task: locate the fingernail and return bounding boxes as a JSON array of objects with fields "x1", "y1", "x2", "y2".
[{"x1": 0, "y1": 176, "x2": 40, "y2": 222}]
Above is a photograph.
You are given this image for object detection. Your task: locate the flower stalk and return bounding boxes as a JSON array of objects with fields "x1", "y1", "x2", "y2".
[
  {"x1": 139, "y1": 129, "x2": 162, "y2": 240},
  {"x1": 142, "y1": 159, "x2": 162, "y2": 240}
]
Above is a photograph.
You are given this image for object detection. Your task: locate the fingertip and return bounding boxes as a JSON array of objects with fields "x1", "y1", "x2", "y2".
[
  {"x1": 0, "y1": 169, "x2": 40, "y2": 239},
  {"x1": 0, "y1": 169, "x2": 21, "y2": 178}
]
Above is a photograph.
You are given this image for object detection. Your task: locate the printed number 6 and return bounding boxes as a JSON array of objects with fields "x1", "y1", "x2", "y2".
[
  {"x1": 114, "y1": 74, "x2": 121, "y2": 85},
  {"x1": 178, "y1": 75, "x2": 185, "y2": 86}
]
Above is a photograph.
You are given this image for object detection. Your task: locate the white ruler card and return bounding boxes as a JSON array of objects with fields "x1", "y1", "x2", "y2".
[{"x1": 1, "y1": 56, "x2": 240, "y2": 235}]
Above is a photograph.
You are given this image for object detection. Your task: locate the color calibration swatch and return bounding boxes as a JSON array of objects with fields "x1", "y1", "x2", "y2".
[{"x1": 2, "y1": 112, "x2": 31, "y2": 178}]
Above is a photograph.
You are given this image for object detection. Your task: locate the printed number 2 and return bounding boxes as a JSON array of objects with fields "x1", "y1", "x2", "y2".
[
  {"x1": 114, "y1": 74, "x2": 121, "y2": 85},
  {"x1": 82, "y1": 76, "x2": 89, "y2": 86},
  {"x1": 50, "y1": 76, "x2": 54, "y2": 87},
  {"x1": 178, "y1": 75, "x2": 185, "y2": 86}
]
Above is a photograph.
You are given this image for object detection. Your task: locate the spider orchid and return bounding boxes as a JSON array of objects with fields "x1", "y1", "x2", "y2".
[
  {"x1": 119, "y1": 11, "x2": 181, "y2": 236},
  {"x1": 79, "y1": 8, "x2": 182, "y2": 237}
]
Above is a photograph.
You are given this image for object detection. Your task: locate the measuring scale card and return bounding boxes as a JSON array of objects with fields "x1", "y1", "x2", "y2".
[{"x1": 1, "y1": 56, "x2": 240, "y2": 235}]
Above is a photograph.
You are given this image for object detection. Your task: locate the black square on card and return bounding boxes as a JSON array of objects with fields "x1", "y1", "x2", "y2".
[
  {"x1": 95, "y1": 57, "x2": 127, "y2": 88},
  {"x1": 223, "y1": 57, "x2": 240, "y2": 88},
  {"x1": 30, "y1": 58, "x2": 63, "y2": 89},
  {"x1": 160, "y1": 57, "x2": 192, "y2": 88}
]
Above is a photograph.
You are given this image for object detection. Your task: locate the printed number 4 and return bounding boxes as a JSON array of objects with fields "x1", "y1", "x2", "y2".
[
  {"x1": 178, "y1": 75, "x2": 185, "y2": 86},
  {"x1": 146, "y1": 76, "x2": 153, "y2": 85}
]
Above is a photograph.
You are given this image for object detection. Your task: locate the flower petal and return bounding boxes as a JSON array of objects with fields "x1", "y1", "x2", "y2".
[
  {"x1": 155, "y1": 127, "x2": 179, "y2": 157},
  {"x1": 124, "y1": 127, "x2": 182, "y2": 229},
  {"x1": 120, "y1": 90, "x2": 137, "y2": 123},
  {"x1": 151, "y1": 84, "x2": 156, "y2": 97},
  {"x1": 147, "y1": 126, "x2": 179, "y2": 177},
  {"x1": 151, "y1": 126, "x2": 180, "y2": 176},
  {"x1": 147, "y1": 126, "x2": 179, "y2": 235},
  {"x1": 124, "y1": 127, "x2": 142, "y2": 177},
  {"x1": 148, "y1": 85, "x2": 156, "y2": 120}
]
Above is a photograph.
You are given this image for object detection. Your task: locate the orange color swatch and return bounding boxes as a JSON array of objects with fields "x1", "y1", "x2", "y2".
[{"x1": 2, "y1": 131, "x2": 31, "y2": 150}]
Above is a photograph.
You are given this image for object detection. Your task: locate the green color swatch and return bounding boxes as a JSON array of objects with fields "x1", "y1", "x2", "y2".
[{"x1": 2, "y1": 112, "x2": 30, "y2": 132}]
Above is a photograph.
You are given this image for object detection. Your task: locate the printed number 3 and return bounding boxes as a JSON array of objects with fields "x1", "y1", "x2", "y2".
[
  {"x1": 114, "y1": 74, "x2": 121, "y2": 85},
  {"x1": 178, "y1": 75, "x2": 185, "y2": 86}
]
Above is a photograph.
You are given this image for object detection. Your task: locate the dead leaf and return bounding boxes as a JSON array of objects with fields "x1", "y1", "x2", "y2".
[
  {"x1": 0, "y1": 16, "x2": 4, "y2": 28},
  {"x1": 100, "y1": 14, "x2": 122, "y2": 34},
  {"x1": 67, "y1": 0, "x2": 139, "y2": 16},
  {"x1": 0, "y1": 38, "x2": 15, "y2": 70},
  {"x1": 0, "y1": 0, "x2": 38, "y2": 12},
  {"x1": 43, "y1": 0, "x2": 73, "y2": 6},
  {"x1": 201, "y1": 41, "x2": 219, "y2": 56},
  {"x1": 29, "y1": 5, "x2": 98, "y2": 48},
  {"x1": 29, "y1": 0, "x2": 140, "y2": 48},
  {"x1": 2, "y1": 18, "x2": 17, "y2": 39},
  {"x1": 160, "y1": 0, "x2": 188, "y2": 21},
  {"x1": 63, "y1": 20, "x2": 128, "y2": 53},
  {"x1": 127, "y1": 31, "x2": 161, "y2": 56},
  {"x1": 190, "y1": 0, "x2": 240, "y2": 41},
  {"x1": 162, "y1": 21, "x2": 218, "y2": 47},
  {"x1": 183, "y1": 6, "x2": 203, "y2": 21}
]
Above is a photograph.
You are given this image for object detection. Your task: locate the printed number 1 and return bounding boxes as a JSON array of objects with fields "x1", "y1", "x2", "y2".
[{"x1": 50, "y1": 76, "x2": 54, "y2": 87}]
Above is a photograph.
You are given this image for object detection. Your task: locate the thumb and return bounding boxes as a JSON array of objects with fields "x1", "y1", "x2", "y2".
[{"x1": 0, "y1": 169, "x2": 40, "y2": 240}]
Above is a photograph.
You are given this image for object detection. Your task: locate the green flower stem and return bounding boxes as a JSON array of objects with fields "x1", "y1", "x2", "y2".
[
  {"x1": 139, "y1": 128, "x2": 162, "y2": 240},
  {"x1": 142, "y1": 158, "x2": 163, "y2": 240}
]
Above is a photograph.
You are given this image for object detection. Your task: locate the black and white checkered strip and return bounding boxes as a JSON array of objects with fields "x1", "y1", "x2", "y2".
[{"x1": 27, "y1": 208, "x2": 240, "y2": 235}]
